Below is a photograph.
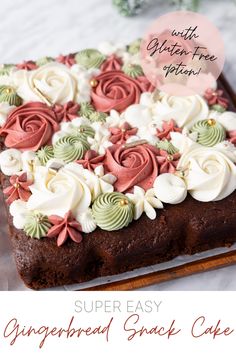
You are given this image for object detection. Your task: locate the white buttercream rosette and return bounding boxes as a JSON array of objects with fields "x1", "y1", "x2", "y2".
[
  {"x1": 154, "y1": 93, "x2": 209, "y2": 128},
  {"x1": 13, "y1": 62, "x2": 95, "y2": 105},
  {"x1": 27, "y1": 163, "x2": 91, "y2": 217},
  {"x1": 178, "y1": 146, "x2": 236, "y2": 202}
]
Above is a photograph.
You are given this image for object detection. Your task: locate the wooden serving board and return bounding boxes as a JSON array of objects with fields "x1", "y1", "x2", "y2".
[{"x1": 79, "y1": 74, "x2": 236, "y2": 291}]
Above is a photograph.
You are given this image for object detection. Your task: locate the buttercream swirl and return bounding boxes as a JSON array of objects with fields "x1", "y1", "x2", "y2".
[
  {"x1": 191, "y1": 119, "x2": 226, "y2": 147},
  {"x1": 54, "y1": 136, "x2": 89, "y2": 163},
  {"x1": 178, "y1": 146, "x2": 236, "y2": 201},
  {"x1": 79, "y1": 102, "x2": 95, "y2": 118},
  {"x1": 36, "y1": 145, "x2": 54, "y2": 165},
  {"x1": 155, "y1": 93, "x2": 209, "y2": 128},
  {"x1": 0, "y1": 102, "x2": 59, "y2": 151},
  {"x1": 91, "y1": 71, "x2": 144, "y2": 113},
  {"x1": 0, "y1": 148, "x2": 22, "y2": 176},
  {"x1": 154, "y1": 173, "x2": 187, "y2": 204},
  {"x1": 24, "y1": 212, "x2": 51, "y2": 239},
  {"x1": 0, "y1": 64, "x2": 15, "y2": 76},
  {"x1": 14, "y1": 63, "x2": 80, "y2": 105},
  {"x1": 36, "y1": 57, "x2": 54, "y2": 66},
  {"x1": 0, "y1": 86, "x2": 22, "y2": 106},
  {"x1": 92, "y1": 192, "x2": 134, "y2": 231},
  {"x1": 156, "y1": 139, "x2": 179, "y2": 154},
  {"x1": 76, "y1": 208, "x2": 97, "y2": 233},
  {"x1": 128, "y1": 38, "x2": 141, "y2": 54},
  {"x1": 75, "y1": 49, "x2": 105, "y2": 69},
  {"x1": 89, "y1": 111, "x2": 107, "y2": 123},
  {"x1": 122, "y1": 64, "x2": 143, "y2": 78},
  {"x1": 27, "y1": 164, "x2": 91, "y2": 217},
  {"x1": 104, "y1": 143, "x2": 159, "y2": 192}
]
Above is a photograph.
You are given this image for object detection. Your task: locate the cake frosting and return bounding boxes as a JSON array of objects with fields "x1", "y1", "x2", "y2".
[{"x1": 0, "y1": 40, "x2": 235, "y2": 247}]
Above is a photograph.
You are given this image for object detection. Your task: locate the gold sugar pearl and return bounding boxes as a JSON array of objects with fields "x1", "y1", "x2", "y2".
[
  {"x1": 5, "y1": 88, "x2": 14, "y2": 94},
  {"x1": 167, "y1": 155, "x2": 173, "y2": 161},
  {"x1": 90, "y1": 79, "x2": 98, "y2": 87},
  {"x1": 120, "y1": 199, "x2": 129, "y2": 206},
  {"x1": 13, "y1": 183, "x2": 20, "y2": 189},
  {"x1": 207, "y1": 119, "x2": 216, "y2": 126},
  {"x1": 121, "y1": 128, "x2": 126, "y2": 132}
]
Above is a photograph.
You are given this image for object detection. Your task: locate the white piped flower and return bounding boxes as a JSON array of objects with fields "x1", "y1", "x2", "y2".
[
  {"x1": 76, "y1": 208, "x2": 97, "y2": 233},
  {"x1": 105, "y1": 109, "x2": 126, "y2": 128},
  {"x1": 126, "y1": 186, "x2": 163, "y2": 220},
  {"x1": 83, "y1": 165, "x2": 117, "y2": 201},
  {"x1": 70, "y1": 65, "x2": 100, "y2": 103},
  {"x1": 88, "y1": 122, "x2": 112, "y2": 155},
  {"x1": 0, "y1": 149, "x2": 22, "y2": 176}
]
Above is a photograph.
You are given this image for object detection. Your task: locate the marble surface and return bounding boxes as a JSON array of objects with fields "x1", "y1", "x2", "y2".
[{"x1": 0, "y1": 0, "x2": 236, "y2": 291}]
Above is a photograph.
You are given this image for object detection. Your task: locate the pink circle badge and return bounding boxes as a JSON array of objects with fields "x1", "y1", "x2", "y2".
[{"x1": 140, "y1": 11, "x2": 225, "y2": 96}]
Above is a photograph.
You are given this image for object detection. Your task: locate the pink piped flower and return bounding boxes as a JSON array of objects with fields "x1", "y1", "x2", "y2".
[
  {"x1": 47, "y1": 211, "x2": 83, "y2": 247},
  {"x1": 53, "y1": 101, "x2": 80, "y2": 122},
  {"x1": 157, "y1": 119, "x2": 182, "y2": 140},
  {"x1": 204, "y1": 88, "x2": 229, "y2": 109},
  {"x1": 76, "y1": 150, "x2": 105, "y2": 172},
  {"x1": 229, "y1": 131, "x2": 236, "y2": 145},
  {"x1": 56, "y1": 54, "x2": 76, "y2": 67},
  {"x1": 16, "y1": 60, "x2": 38, "y2": 70},
  {"x1": 157, "y1": 150, "x2": 180, "y2": 174},
  {"x1": 109, "y1": 122, "x2": 138, "y2": 144},
  {"x1": 100, "y1": 55, "x2": 123, "y2": 72},
  {"x1": 3, "y1": 172, "x2": 33, "y2": 205}
]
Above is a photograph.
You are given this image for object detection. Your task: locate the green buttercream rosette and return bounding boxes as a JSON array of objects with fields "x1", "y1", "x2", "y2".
[
  {"x1": 36, "y1": 56, "x2": 54, "y2": 66},
  {"x1": 36, "y1": 145, "x2": 54, "y2": 165},
  {"x1": 0, "y1": 85, "x2": 22, "y2": 106},
  {"x1": 70, "y1": 124, "x2": 95, "y2": 141},
  {"x1": 0, "y1": 64, "x2": 15, "y2": 76},
  {"x1": 79, "y1": 102, "x2": 95, "y2": 118},
  {"x1": 24, "y1": 213, "x2": 51, "y2": 239},
  {"x1": 53, "y1": 135, "x2": 90, "y2": 163},
  {"x1": 122, "y1": 63, "x2": 143, "y2": 78},
  {"x1": 128, "y1": 38, "x2": 142, "y2": 54},
  {"x1": 89, "y1": 111, "x2": 108, "y2": 123},
  {"x1": 211, "y1": 104, "x2": 226, "y2": 113},
  {"x1": 92, "y1": 192, "x2": 134, "y2": 231},
  {"x1": 191, "y1": 119, "x2": 226, "y2": 147},
  {"x1": 156, "y1": 139, "x2": 179, "y2": 154},
  {"x1": 75, "y1": 49, "x2": 105, "y2": 69}
]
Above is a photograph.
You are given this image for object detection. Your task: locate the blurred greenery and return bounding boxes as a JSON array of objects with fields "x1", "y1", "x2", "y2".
[{"x1": 112, "y1": 0, "x2": 202, "y2": 16}]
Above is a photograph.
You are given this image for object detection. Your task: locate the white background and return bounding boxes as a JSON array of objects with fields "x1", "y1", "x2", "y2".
[{"x1": 0, "y1": 0, "x2": 236, "y2": 290}]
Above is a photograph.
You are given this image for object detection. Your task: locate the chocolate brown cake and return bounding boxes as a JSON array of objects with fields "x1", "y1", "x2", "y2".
[{"x1": 0, "y1": 41, "x2": 236, "y2": 290}]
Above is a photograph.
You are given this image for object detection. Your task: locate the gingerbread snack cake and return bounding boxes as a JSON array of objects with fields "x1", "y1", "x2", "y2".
[{"x1": 0, "y1": 40, "x2": 236, "y2": 290}]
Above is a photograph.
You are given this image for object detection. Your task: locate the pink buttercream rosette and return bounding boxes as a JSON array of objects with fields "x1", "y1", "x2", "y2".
[{"x1": 0, "y1": 102, "x2": 59, "y2": 151}]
